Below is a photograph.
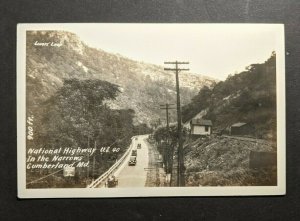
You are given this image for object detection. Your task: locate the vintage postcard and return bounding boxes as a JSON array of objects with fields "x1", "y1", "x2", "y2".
[{"x1": 17, "y1": 23, "x2": 285, "y2": 198}]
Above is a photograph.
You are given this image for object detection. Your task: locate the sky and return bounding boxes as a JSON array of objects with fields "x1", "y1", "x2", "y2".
[{"x1": 61, "y1": 24, "x2": 281, "y2": 80}]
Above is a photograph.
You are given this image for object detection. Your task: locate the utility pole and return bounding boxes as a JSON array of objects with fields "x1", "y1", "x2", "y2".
[
  {"x1": 164, "y1": 61, "x2": 189, "y2": 187},
  {"x1": 160, "y1": 103, "x2": 175, "y2": 134},
  {"x1": 160, "y1": 103, "x2": 175, "y2": 175}
]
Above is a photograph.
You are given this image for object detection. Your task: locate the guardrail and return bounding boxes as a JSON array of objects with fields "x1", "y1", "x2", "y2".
[{"x1": 87, "y1": 139, "x2": 134, "y2": 188}]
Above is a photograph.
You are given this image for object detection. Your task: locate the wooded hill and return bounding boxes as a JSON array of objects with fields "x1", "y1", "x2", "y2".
[{"x1": 182, "y1": 52, "x2": 277, "y2": 141}]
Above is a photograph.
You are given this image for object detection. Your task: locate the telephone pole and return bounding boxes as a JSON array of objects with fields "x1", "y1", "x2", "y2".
[
  {"x1": 160, "y1": 103, "x2": 175, "y2": 176},
  {"x1": 164, "y1": 61, "x2": 189, "y2": 187},
  {"x1": 160, "y1": 103, "x2": 175, "y2": 133}
]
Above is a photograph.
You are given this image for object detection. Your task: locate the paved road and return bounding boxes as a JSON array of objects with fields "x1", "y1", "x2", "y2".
[{"x1": 113, "y1": 135, "x2": 149, "y2": 187}]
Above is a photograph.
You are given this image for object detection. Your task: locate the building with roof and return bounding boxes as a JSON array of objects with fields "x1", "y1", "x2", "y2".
[
  {"x1": 183, "y1": 109, "x2": 208, "y2": 131},
  {"x1": 189, "y1": 119, "x2": 213, "y2": 136},
  {"x1": 230, "y1": 122, "x2": 255, "y2": 136}
]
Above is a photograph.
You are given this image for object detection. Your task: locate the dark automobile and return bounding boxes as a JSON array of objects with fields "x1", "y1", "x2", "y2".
[
  {"x1": 131, "y1": 149, "x2": 137, "y2": 156},
  {"x1": 106, "y1": 175, "x2": 118, "y2": 188},
  {"x1": 137, "y1": 143, "x2": 141, "y2": 149},
  {"x1": 128, "y1": 156, "x2": 137, "y2": 166}
]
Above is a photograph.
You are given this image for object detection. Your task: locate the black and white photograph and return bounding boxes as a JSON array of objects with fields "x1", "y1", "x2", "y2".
[{"x1": 17, "y1": 23, "x2": 285, "y2": 198}]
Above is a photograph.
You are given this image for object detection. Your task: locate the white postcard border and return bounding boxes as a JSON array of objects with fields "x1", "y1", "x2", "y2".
[{"x1": 17, "y1": 23, "x2": 285, "y2": 198}]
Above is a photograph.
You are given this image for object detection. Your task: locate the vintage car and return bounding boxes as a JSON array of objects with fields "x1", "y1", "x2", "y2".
[
  {"x1": 137, "y1": 143, "x2": 141, "y2": 149},
  {"x1": 131, "y1": 149, "x2": 137, "y2": 156},
  {"x1": 128, "y1": 156, "x2": 137, "y2": 166},
  {"x1": 106, "y1": 175, "x2": 118, "y2": 188}
]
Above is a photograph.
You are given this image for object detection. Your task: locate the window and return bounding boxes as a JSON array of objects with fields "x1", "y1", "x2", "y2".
[{"x1": 205, "y1": 126, "x2": 209, "y2": 132}]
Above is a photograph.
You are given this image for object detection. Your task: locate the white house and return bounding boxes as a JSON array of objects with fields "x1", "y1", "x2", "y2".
[
  {"x1": 183, "y1": 109, "x2": 208, "y2": 131},
  {"x1": 190, "y1": 119, "x2": 212, "y2": 136}
]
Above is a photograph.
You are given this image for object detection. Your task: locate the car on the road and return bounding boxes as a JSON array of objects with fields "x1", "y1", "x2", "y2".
[
  {"x1": 131, "y1": 149, "x2": 137, "y2": 156},
  {"x1": 128, "y1": 156, "x2": 137, "y2": 166},
  {"x1": 106, "y1": 175, "x2": 118, "y2": 188},
  {"x1": 137, "y1": 143, "x2": 141, "y2": 149}
]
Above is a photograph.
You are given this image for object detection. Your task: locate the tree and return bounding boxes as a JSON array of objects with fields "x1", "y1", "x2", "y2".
[
  {"x1": 182, "y1": 86, "x2": 212, "y2": 122},
  {"x1": 41, "y1": 78, "x2": 120, "y2": 147},
  {"x1": 30, "y1": 78, "x2": 139, "y2": 187}
]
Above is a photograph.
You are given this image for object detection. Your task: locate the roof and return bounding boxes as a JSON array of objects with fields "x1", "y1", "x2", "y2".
[
  {"x1": 191, "y1": 119, "x2": 212, "y2": 126},
  {"x1": 231, "y1": 122, "x2": 247, "y2": 127},
  {"x1": 183, "y1": 109, "x2": 208, "y2": 124}
]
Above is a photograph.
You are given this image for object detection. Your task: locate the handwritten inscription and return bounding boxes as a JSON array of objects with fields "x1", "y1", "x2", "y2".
[
  {"x1": 34, "y1": 41, "x2": 62, "y2": 47},
  {"x1": 27, "y1": 115, "x2": 34, "y2": 140},
  {"x1": 26, "y1": 146, "x2": 120, "y2": 169}
]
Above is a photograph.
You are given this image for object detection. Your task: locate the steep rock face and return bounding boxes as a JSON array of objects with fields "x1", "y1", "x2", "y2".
[{"x1": 26, "y1": 31, "x2": 216, "y2": 125}]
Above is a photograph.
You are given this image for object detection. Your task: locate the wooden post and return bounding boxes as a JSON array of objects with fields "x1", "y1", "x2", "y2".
[{"x1": 164, "y1": 61, "x2": 189, "y2": 187}]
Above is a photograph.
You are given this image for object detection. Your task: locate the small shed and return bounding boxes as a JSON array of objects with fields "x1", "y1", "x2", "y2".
[
  {"x1": 190, "y1": 119, "x2": 212, "y2": 136},
  {"x1": 230, "y1": 122, "x2": 254, "y2": 136}
]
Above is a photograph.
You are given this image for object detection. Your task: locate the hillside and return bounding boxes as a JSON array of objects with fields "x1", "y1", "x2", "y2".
[
  {"x1": 182, "y1": 52, "x2": 276, "y2": 140},
  {"x1": 184, "y1": 136, "x2": 276, "y2": 186},
  {"x1": 26, "y1": 31, "x2": 216, "y2": 125}
]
